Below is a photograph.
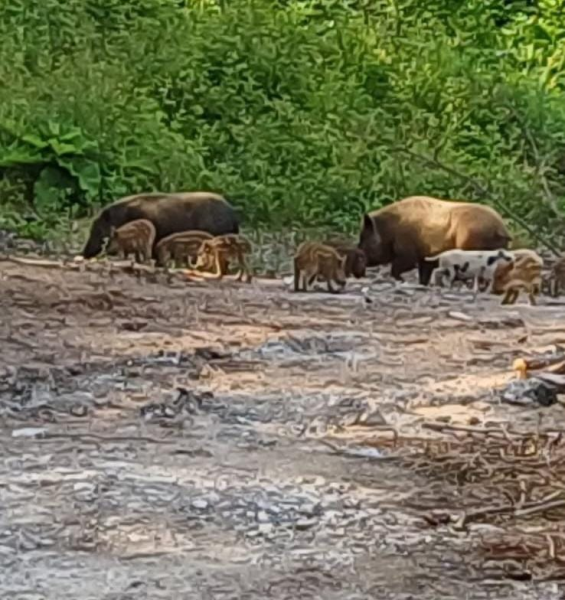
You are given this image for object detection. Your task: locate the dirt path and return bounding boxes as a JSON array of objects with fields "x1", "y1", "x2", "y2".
[{"x1": 1, "y1": 259, "x2": 565, "y2": 599}]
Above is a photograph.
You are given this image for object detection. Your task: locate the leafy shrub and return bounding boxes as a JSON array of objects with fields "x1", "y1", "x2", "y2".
[{"x1": 0, "y1": 0, "x2": 564, "y2": 247}]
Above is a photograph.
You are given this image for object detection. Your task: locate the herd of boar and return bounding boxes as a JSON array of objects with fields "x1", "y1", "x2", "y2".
[{"x1": 81, "y1": 191, "x2": 565, "y2": 305}]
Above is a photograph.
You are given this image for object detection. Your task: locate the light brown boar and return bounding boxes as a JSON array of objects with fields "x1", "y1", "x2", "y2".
[
  {"x1": 324, "y1": 241, "x2": 367, "y2": 279},
  {"x1": 358, "y1": 196, "x2": 511, "y2": 284},
  {"x1": 294, "y1": 241, "x2": 347, "y2": 293},
  {"x1": 155, "y1": 230, "x2": 214, "y2": 268},
  {"x1": 194, "y1": 234, "x2": 253, "y2": 282},
  {"x1": 492, "y1": 249, "x2": 543, "y2": 305},
  {"x1": 105, "y1": 219, "x2": 156, "y2": 264},
  {"x1": 549, "y1": 256, "x2": 565, "y2": 297}
]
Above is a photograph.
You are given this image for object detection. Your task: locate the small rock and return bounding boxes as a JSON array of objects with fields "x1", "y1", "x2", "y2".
[
  {"x1": 258, "y1": 523, "x2": 274, "y2": 534},
  {"x1": 192, "y1": 499, "x2": 209, "y2": 510},
  {"x1": 448, "y1": 311, "x2": 473, "y2": 322},
  {"x1": 73, "y1": 482, "x2": 95, "y2": 493},
  {"x1": 299, "y1": 503, "x2": 318, "y2": 516},
  {"x1": 295, "y1": 518, "x2": 318, "y2": 531},
  {"x1": 12, "y1": 427, "x2": 46, "y2": 438},
  {"x1": 0, "y1": 545, "x2": 16, "y2": 556},
  {"x1": 499, "y1": 378, "x2": 558, "y2": 407},
  {"x1": 246, "y1": 529, "x2": 260, "y2": 538}
]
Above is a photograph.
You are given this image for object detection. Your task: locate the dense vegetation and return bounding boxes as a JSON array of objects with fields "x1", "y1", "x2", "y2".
[{"x1": 1, "y1": 0, "x2": 564, "y2": 246}]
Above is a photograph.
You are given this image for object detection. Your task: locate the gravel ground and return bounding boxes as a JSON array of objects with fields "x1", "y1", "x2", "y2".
[{"x1": 1, "y1": 257, "x2": 565, "y2": 599}]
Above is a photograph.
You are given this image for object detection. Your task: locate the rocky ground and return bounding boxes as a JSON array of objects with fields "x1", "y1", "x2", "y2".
[{"x1": 1, "y1": 254, "x2": 565, "y2": 599}]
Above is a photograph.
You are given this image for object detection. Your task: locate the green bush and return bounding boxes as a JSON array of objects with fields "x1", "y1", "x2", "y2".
[{"x1": 0, "y1": 0, "x2": 564, "y2": 246}]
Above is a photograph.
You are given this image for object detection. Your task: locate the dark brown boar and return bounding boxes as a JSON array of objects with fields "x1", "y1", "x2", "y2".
[
  {"x1": 358, "y1": 196, "x2": 511, "y2": 285},
  {"x1": 82, "y1": 192, "x2": 239, "y2": 259}
]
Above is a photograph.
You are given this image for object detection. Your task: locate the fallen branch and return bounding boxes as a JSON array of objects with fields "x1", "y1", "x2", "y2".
[
  {"x1": 422, "y1": 422, "x2": 513, "y2": 439},
  {"x1": 514, "y1": 499, "x2": 565, "y2": 518},
  {"x1": 0, "y1": 254, "x2": 195, "y2": 284},
  {"x1": 38, "y1": 432, "x2": 177, "y2": 445},
  {"x1": 0, "y1": 255, "x2": 69, "y2": 269},
  {"x1": 513, "y1": 356, "x2": 565, "y2": 380}
]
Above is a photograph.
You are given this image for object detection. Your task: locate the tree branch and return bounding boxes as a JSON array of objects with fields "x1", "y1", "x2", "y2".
[
  {"x1": 390, "y1": 146, "x2": 562, "y2": 256},
  {"x1": 504, "y1": 103, "x2": 563, "y2": 219}
]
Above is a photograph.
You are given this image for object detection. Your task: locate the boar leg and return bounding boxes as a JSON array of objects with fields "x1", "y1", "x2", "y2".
[
  {"x1": 390, "y1": 256, "x2": 415, "y2": 281},
  {"x1": 293, "y1": 260, "x2": 302, "y2": 292},
  {"x1": 234, "y1": 252, "x2": 244, "y2": 281},
  {"x1": 213, "y1": 251, "x2": 224, "y2": 280},
  {"x1": 502, "y1": 288, "x2": 518, "y2": 305},
  {"x1": 444, "y1": 267, "x2": 457, "y2": 289},
  {"x1": 431, "y1": 268, "x2": 442, "y2": 287},
  {"x1": 307, "y1": 275, "x2": 317, "y2": 290},
  {"x1": 144, "y1": 244, "x2": 152, "y2": 264},
  {"x1": 237, "y1": 252, "x2": 252, "y2": 283},
  {"x1": 485, "y1": 274, "x2": 496, "y2": 294},
  {"x1": 418, "y1": 260, "x2": 436, "y2": 286},
  {"x1": 220, "y1": 256, "x2": 230, "y2": 276}
]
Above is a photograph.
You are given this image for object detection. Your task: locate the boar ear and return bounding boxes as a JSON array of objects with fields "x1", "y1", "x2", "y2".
[{"x1": 363, "y1": 214, "x2": 374, "y2": 231}]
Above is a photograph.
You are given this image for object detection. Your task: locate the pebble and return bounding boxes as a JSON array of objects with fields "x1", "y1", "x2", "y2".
[
  {"x1": 257, "y1": 511, "x2": 270, "y2": 523},
  {"x1": 0, "y1": 545, "x2": 16, "y2": 556},
  {"x1": 73, "y1": 482, "x2": 95, "y2": 493},
  {"x1": 295, "y1": 518, "x2": 318, "y2": 530},
  {"x1": 299, "y1": 503, "x2": 318, "y2": 515},
  {"x1": 192, "y1": 499, "x2": 209, "y2": 510},
  {"x1": 258, "y1": 523, "x2": 274, "y2": 534},
  {"x1": 12, "y1": 427, "x2": 46, "y2": 438}
]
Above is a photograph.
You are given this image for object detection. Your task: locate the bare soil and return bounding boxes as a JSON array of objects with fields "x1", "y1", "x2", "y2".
[{"x1": 2, "y1": 257, "x2": 565, "y2": 599}]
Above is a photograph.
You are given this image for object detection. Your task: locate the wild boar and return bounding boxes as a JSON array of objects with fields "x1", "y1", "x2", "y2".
[
  {"x1": 426, "y1": 249, "x2": 513, "y2": 292},
  {"x1": 294, "y1": 241, "x2": 347, "y2": 293},
  {"x1": 549, "y1": 256, "x2": 565, "y2": 297},
  {"x1": 194, "y1": 234, "x2": 253, "y2": 282},
  {"x1": 82, "y1": 192, "x2": 239, "y2": 259},
  {"x1": 492, "y1": 249, "x2": 543, "y2": 305},
  {"x1": 155, "y1": 230, "x2": 214, "y2": 269},
  {"x1": 358, "y1": 196, "x2": 511, "y2": 285},
  {"x1": 105, "y1": 219, "x2": 156, "y2": 264}
]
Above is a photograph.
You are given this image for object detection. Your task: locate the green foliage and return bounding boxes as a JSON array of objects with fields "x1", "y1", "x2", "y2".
[{"x1": 0, "y1": 0, "x2": 564, "y2": 244}]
